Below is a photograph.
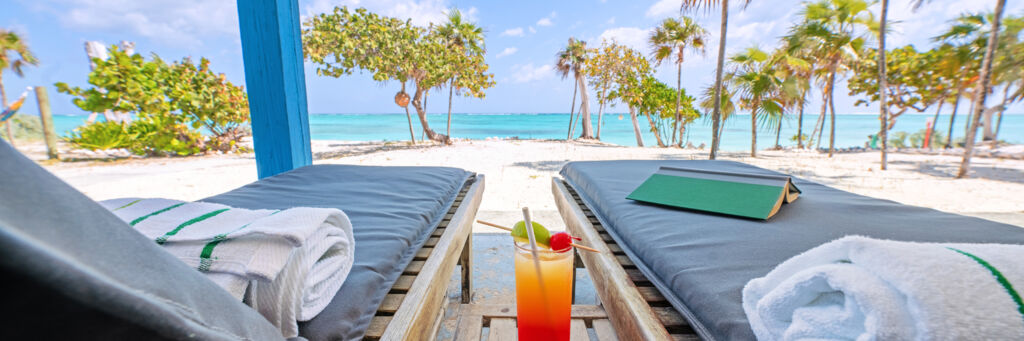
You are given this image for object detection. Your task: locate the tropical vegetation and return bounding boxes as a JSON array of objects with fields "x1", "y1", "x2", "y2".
[
  {"x1": 57, "y1": 46, "x2": 251, "y2": 156},
  {"x1": 0, "y1": 28, "x2": 38, "y2": 143}
]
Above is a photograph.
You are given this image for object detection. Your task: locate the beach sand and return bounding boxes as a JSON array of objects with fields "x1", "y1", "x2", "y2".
[{"x1": 26, "y1": 139, "x2": 1024, "y2": 228}]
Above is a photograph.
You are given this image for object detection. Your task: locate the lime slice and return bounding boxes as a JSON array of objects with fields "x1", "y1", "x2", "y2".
[{"x1": 511, "y1": 220, "x2": 551, "y2": 248}]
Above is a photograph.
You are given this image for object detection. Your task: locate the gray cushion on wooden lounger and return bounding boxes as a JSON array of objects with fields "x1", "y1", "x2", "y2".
[
  {"x1": 561, "y1": 160, "x2": 1024, "y2": 341},
  {"x1": 202, "y1": 164, "x2": 471, "y2": 341},
  {"x1": 0, "y1": 141, "x2": 285, "y2": 340}
]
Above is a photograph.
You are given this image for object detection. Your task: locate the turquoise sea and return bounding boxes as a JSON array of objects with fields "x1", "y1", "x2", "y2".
[{"x1": 51, "y1": 113, "x2": 1023, "y2": 151}]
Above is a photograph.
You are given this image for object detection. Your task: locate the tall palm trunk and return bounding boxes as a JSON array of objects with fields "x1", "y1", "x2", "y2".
[
  {"x1": 811, "y1": 86, "x2": 828, "y2": 149},
  {"x1": 877, "y1": 0, "x2": 890, "y2": 169},
  {"x1": 797, "y1": 96, "x2": 806, "y2": 148},
  {"x1": 644, "y1": 110, "x2": 667, "y2": 147},
  {"x1": 929, "y1": 97, "x2": 945, "y2": 149},
  {"x1": 945, "y1": 90, "x2": 962, "y2": 148},
  {"x1": 447, "y1": 78, "x2": 455, "y2": 137},
  {"x1": 571, "y1": 99, "x2": 583, "y2": 138},
  {"x1": 750, "y1": 101, "x2": 758, "y2": 157},
  {"x1": 672, "y1": 57, "x2": 683, "y2": 147},
  {"x1": 629, "y1": 106, "x2": 644, "y2": 147},
  {"x1": 827, "y1": 64, "x2": 838, "y2": 157},
  {"x1": 566, "y1": 83, "x2": 578, "y2": 140},
  {"x1": 576, "y1": 73, "x2": 593, "y2": 139},
  {"x1": 958, "y1": 0, "x2": 1006, "y2": 178},
  {"x1": 994, "y1": 85, "x2": 1009, "y2": 140},
  {"x1": 709, "y1": 0, "x2": 729, "y2": 159},
  {"x1": 596, "y1": 83, "x2": 608, "y2": 140},
  {"x1": 774, "y1": 118, "x2": 783, "y2": 149}
]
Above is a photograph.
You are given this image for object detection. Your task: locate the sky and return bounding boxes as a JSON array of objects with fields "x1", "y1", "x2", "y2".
[{"x1": 2, "y1": 0, "x2": 1023, "y2": 118}]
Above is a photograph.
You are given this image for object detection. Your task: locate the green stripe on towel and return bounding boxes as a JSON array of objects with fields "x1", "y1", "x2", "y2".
[
  {"x1": 948, "y1": 247, "x2": 1024, "y2": 321},
  {"x1": 112, "y1": 199, "x2": 142, "y2": 211},
  {"x1": 130, "y1": 202, "x2": 186, "y2": 226},
  {"x1": 197, "y1": 210, "x2": 281, "y2": 272},
  {"x1": 155, "y1": 208, "x2": 230, "y2": 245}
]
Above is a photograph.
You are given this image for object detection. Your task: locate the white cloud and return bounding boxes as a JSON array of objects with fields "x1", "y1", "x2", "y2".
[
  {"x1": 303, "y1": 0, "x2": 453, "y2": 26},
  {"x1": 528, "y1": 26, "x2": 537, "y2": 34},
  {"x1": 607, "y1": 17, "x2": 616, "y2": 25},
  {"x1": 496, "y1": 47, "x2": 518, "y2": 58},
  {"x1": 646, "y1": 0, "x2": 678, "y2": 18},
  {"x1": 511, "y1": 63, "x2": 553, "y2": 83},
  {"x1": 51, "y1": 0, "x2": 238, "y2": 47},
  {"x1": 502, "y1": 27, "x2": 525, "y2": 37},
  {"x1": 598, "y1": 27, "x2": 653, "y2": 53},
  {"x1": 536, "y1": 11, "x2": 556, "y2": 27}
]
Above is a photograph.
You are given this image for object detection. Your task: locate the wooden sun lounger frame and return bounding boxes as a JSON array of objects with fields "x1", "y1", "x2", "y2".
[
  {"x1": 552, "y1": 177, "x2": 702, "y2": 341},
  {"x1": 362, "y1": 174, "x2": 485, "y2": 340}
]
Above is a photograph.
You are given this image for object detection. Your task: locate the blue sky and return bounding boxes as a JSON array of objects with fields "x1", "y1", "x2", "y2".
[{"x1": 2, "y1": 0, "x2": 1022, "y2": 117}]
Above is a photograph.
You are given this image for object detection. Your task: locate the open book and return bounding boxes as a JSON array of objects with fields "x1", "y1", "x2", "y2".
[{"x1": 626, "y1": 166, "x2": 801, "y2": 220}]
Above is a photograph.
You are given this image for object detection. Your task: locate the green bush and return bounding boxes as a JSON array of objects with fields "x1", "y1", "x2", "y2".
[
  {"x1": 0, "y1": 114, "x2": 43, "y2": 141},
  {"x1": 889, "y1": 131, "x2": 909, "y2": 148},
  {"x1": 908, "y1": 129, "x2": 945, "y2": 149},
  {"x1": 66, "y1": 121, "x2": 132, "y2": 151}
]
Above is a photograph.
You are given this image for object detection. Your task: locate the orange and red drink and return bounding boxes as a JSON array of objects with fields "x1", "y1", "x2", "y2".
[{"x1": 514, "y1": 241, "x2": 574, "y2": 340}]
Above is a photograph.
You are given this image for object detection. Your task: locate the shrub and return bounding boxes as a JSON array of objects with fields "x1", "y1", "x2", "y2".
[
  {"x1": 66, "y1": 121, "x2": 132, "y2": 151},
  {"x1": 908, "y1": 129, "x2": 945, "y2": 149},
  {"x1": 889, "y1": 131, "x2": 909, "y2": 148}
]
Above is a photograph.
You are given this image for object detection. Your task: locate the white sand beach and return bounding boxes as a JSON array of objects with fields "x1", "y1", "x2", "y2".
[{"x1": 23, "y1": 139, "x2": 1024, "y2": 229}]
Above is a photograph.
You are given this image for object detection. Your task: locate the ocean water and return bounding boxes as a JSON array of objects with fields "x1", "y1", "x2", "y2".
[{"x1": 51, "y1": 112, "x2": 1023, "y2": 151}]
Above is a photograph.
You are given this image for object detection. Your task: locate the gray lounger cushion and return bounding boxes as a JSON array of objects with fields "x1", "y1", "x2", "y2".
[
  {"x1": 560, "y1": 160, "x2": 1024, "y2": 341},
  {"x1": 203, "y1": 165, "x2": 472, "y2": 341},
  {"x1": 0, "y1": 142, "x2": 284, "y2": 340}
]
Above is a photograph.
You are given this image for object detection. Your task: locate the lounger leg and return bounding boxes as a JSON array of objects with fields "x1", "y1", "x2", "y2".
[
  {"x1": 572, "y1": 251, "x2": 583, "y2": 304},
  {"x1": 460, "y1": 235, "x2": 472, "y2": 303}
]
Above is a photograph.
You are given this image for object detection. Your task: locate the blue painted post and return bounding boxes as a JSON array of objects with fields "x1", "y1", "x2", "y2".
[{"x1": 236, "y1": 0, "x2": 312, "y2": 178}]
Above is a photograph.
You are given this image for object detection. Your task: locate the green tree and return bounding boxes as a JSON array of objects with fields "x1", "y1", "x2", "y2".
[
  {"x1": 556, "y1": 37, "x2": 593, "y2": 139},
  {"x1": 303, "y1": 7, "x2": 494, "y2": 145},
  {"x1": 437, "y1": 8, "x2": 485, "y2": 137},
  {"x1": 166, "y1": 57, "x2": 251, "y2": 152},
  {"x1": 637, "y1": 76, "x2": 699, "y2": 147},
  {"x1": 770, "y1": 48, "x2": 813, "y2": 149},
  {"x1": 0, "y1": 29, "x2": 39, "y2": 143},
  {"x1": 679, "y1": 0, "x2": 754, "y2": 159},
  {"x1": 604, "y1": 44, "x2": 653, "y2": 147},
  {"x1": 585, "y1": 41, "x2": 623, "y2": 140},
  {"x1": 700, "y1": 82, "x2": 736, "y2": 145},
  {"x1": 725, "y1": 46, "x2": 784, "y2": 157},
  {"x1": 785, "y1": 0, "x2": 873, "y2": 157},
  {"x1": 649, "y1": 16, "x2": 708, "y2": 147}
]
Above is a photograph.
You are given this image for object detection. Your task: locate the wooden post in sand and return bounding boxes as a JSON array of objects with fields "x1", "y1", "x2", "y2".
[{"x1": 35, "y1": 86, "x2": 59, "y2": 160}]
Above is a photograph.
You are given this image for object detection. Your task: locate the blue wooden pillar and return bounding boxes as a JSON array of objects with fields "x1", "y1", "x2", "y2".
[{"x1": 237, "y1": 0, "x2": 312, "y2": 178}]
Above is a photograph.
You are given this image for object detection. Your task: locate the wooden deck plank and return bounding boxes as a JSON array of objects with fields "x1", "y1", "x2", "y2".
[
  {"x1": 592, "y1": 319, "x2": 619, "y2": 341},
  {"x1": 454, "y1": 315, "x2": 483, "y2": 341},
  {"x1": 488, "y1": 318, "x2": 517, "y2": 341},
  {"x1": 365, "y1": 316, "x2": 392, "y2": 339},
  {"x1": 570, "y1": 319, "x2": 588, "y2": 341},
  {"x1": 637, "y1": 286, "x2": 666, "y2": 303},
  {"x1": 379, "y1": 294, "x2": 404, "y2": 313},
  {"x1": 415, "y1": 247, "x2": 433, "y2": 260},
  {"x1": 391, "y1": 275, "x2": 416, "y2": 292},
  {"x1": 403, "y1": 260, "x2": 425, "y2": 274},
  {"x1": 653, "y1": 306, "x2": 688, "y2": 327}
]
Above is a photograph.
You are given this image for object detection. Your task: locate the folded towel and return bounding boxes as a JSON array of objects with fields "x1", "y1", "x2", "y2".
[
  {"x1": 743, "y1": 236, "x2": 1024, "y2": 341},
  {"x1": 101, "y1": 198, "x2": 355, "y2": 338}
]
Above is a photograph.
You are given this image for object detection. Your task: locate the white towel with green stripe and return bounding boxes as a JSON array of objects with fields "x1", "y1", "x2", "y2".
[
  {"x1": 100, "y1": 198, "x2": 355, "y2": 338},
  {"x1": 742, "y1": 235, "x2": 1024, "y2": 341}
]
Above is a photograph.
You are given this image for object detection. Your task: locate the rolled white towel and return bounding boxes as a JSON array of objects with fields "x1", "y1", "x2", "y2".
[
  {"x1": 743, "y1": 236, "x2": 1024, "y2": 341},
  {"x1": 101, "y1": 198, "x2": 355, "y2": 338}
]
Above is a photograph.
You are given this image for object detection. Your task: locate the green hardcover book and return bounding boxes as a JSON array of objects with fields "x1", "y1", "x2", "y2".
[{"x1": 626, "y1": 166, "x2": 801, "y2": 220}]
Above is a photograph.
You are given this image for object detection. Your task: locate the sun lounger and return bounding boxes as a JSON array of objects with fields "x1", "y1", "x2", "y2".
[
  {"x1": 551, "y1": 160, "x2": 1024, "y2": 341},
  {"x1": 0, "y1": 140, "x2": 484, "y2": 340}
]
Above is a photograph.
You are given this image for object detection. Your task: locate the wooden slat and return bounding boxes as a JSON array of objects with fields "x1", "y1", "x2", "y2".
[
  {"x1": 365, "y1": 316, "x2": 392, "y2": 339},
  {"x1": 637, "y1": 286, "x2": 667, "y2": 303},
  {"x1": 455, "y1": 315, "x2": 483, "y2": 341},
  {"x1": 671, "y1": 334, "x2": 703, "y2": 341},
  {"x1": 379, "y1": 294, "x2": 404, "y2": 313},
  {"x1": 403, "y1": 261, "x2": 425, "y2": 274},
  {"x1": 592, "y1": 319, "x2": 620, "y2": 341},
  {"x1": 606, "y1": 243, "x2": 624, "y2": 254},
  {"x1": 487, "y1": 318, "x2": 517, "y2": 341},
  {"x1": 432, "y1": 228, "x2": 446, "y2": 237},
  {"x1": 570, "y1": 319, "x2": 588, "y2": 341},
  {"x1": 652, "y1": 307, "x2": 687, "y2": 327},
  {"x1": 616, "y1": 255, "x2": 635, "y2": 267},
  {"x1": 415, "y1": 248, "x2": 432, "y2": 260},
  {"x1": 380, "y1": 176, "x2": 485, "y2": 340},
  {"x1": 391, "y1": 275, "x2": 416, "y2": 292},
  {"x1": 424, "y1": 237, "x2": 440, "y2": 247},
  {"x1": 625, "y1": 269, "x2": 648, "y2": 283},
  {"x1": 552, "y1": 178, "x2": 673, "y2": 341}
]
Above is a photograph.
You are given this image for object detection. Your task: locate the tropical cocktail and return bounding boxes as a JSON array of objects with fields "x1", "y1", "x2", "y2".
[{"x1": 514, "y1": 240, "x2": 574, "y2": 340}]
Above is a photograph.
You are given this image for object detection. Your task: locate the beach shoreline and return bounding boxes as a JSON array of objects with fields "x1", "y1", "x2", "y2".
[{"x1": 18, "y1": 138, "x2": 1024, "y2": 229}]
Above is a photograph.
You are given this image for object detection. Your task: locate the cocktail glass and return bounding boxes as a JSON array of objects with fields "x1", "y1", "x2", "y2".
[{"x1": 514, "y1": 240, "x2": 574, "y2": 340}]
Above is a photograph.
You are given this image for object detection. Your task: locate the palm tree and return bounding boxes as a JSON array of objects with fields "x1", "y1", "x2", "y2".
[
  {"x1": 771, "y1": 48, "x2": 813, "y2": 149},
  {"x1": 0, "y1": 29, "x2": 38, "y2": 143},
  {"x1": 700, "y1": 83, "x2": 736, "y2": 145},
  {"x1": 437, "y1": 8, "x2": 484, "y2": 138},
  {"x1": 649, "y1": 16, "x2": 708, "y2": 147},
  {"x1": 725, "y1": 47, "x2": 784, "y2": 157},
  {"x1": 958, "y1": 0, "x2": 1008, "y2": 178},
  {"x1": 785, "y1": 0, "x2": 872, "y2": 157},
  {"x1": 556, "y1": 38, "x2": 593, "y2": 139}
]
